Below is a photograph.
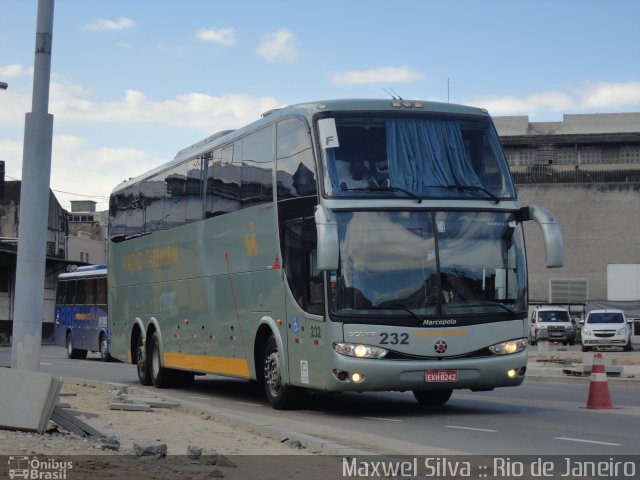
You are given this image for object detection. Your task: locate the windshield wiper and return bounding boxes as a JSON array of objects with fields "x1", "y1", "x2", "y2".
[
  {"x1": 339, "y1": 184, "x2": 424, "y2": 203},
  {"x1": 447, "y1": 301, "x2": 517, "y2": 316},
  {"x1": 371, "y1": 303, "x2": 423, "y2": 321},
  {"x1": 425, "y1": 184, "x2": 501, "y2": 204}
]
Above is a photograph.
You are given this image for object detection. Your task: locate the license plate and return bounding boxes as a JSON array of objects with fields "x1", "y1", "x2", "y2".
[{"x1": 425, "y1": 370, "x2": 458, "y2": 382}]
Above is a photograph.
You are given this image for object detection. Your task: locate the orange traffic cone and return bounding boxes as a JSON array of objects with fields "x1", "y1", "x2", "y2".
[{"x1": 585, "y1": 352, "x2": 614, "y2": 409}]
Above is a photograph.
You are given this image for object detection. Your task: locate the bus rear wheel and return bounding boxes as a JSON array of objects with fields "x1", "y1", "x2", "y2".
[
  {"x1": 66, "y1": 332, "x2": 87, "y2": 360},
  {"x1": 136, "y1": 334, "x2": 152, "y2": 386},
  {"x1": 150, "y1": 331, "x2": 173, "y2": 388},
  {"x1": 413, "y1": 389, "x2": 453, "y2": 406},
  {"x1": 263, "y1": 334, "x2": 300, "y2": 410}
]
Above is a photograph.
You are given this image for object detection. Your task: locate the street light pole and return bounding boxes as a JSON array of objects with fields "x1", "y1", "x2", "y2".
[{"x1": 11, "y1": 0, "x2": 55, "y2": 371}]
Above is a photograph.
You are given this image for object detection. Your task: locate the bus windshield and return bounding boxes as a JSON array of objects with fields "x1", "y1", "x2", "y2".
[
  {"x1": 320, "y1": 115, "x2": 515, "y2": 200},
  {"x1": 330, "y1": 211, "x2": 527, "y2": 318}
]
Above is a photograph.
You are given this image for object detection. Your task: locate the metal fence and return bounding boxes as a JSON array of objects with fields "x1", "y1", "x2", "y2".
[{"x1": 510, "y1": 164, "x2": 640, "y2": 184}]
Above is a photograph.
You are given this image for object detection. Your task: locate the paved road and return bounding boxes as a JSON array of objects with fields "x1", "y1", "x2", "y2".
[{"x1": 2, "y1": 346, "x2": 639, "y2": 455}]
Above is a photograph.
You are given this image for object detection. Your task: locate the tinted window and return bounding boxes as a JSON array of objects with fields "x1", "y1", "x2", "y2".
[
  {"x1": 96, "y1": 277, "x2": 107, "y2": 306},
  {"x1": 56, "y1": 281, "x2": 67, "y2": 305},
  {"x1": 64, "y1": 280, "x2": 76, "y2": 304},
  {"x1": 86, "y1": 278, "x2": 96, "y2": 304},
  {"x1": 76, "y1": 279, "x2": 87, "y2": 305},
  {"x1": 277, "y1": 118, "x2": 317, "y2": 200}
]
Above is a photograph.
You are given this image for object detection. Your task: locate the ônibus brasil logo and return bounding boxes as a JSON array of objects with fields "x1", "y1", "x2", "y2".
[
  {"x1": 8, "y1": 456, "x2": 73, "y2": 480},
  {"x1": 434, "y1": 340, "x2": 447, "y2": 354}
]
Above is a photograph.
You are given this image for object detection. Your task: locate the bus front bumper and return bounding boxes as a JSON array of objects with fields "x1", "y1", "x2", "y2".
[{"x1": 325, "y1": 350, "x2": 527, "y2": 392}]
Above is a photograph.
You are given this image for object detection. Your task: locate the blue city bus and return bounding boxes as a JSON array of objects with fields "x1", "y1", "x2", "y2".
[{"x1": 54, "y1": 264, "x2": 110, "y2": 361}]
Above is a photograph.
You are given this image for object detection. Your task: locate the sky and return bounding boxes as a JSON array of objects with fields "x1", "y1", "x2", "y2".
[{"x1": 1, "y1": 0, "x2": 639, "y2": 212}]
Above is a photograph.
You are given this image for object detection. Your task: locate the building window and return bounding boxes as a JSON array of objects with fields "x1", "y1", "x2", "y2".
[
  {"x1": 517, "y1": 148, "x2": 537, "y2": 166},
  {"x1": 556, "y1": 146, "x2": 577, "y2": 164},
  {"x1": 0, "y1": 266, "x2": 9, "y2": 293},
  {"x1": 620, "y1": 145, "x2": 640, "y2": 163},
  {"x1": 579, "y1": 146, "x2": 601, "y2": 164},
  {"x1": 503, "y1": 148, "x2": 517, "y2": 166}
]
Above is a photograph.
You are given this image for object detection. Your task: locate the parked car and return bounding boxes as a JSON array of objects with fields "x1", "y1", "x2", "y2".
[
  {"x1": 529, "y1": 306, "x2": 576, "y2": 345},
  {"x1": 581, "y1": 309, "x2": 632, "y2": 352}
]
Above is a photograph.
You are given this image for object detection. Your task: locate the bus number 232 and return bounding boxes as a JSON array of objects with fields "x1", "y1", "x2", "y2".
[{"x1": 379, "y1": 332, "x2": 409, "y2": 345}]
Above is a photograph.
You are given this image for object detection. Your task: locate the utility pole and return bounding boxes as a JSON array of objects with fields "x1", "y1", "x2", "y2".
[{"x1": 11, "y1": 0, "x2": 55, "y2": 371}]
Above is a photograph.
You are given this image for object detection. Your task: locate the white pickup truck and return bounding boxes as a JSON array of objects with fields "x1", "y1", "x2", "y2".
[{"x1": 529, "y1": 306, "x2": 576, "y2": 346}]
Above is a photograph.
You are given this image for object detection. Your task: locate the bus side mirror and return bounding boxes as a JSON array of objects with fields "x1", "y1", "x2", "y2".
[
  {"x1": 518, "y1": 205, "x2": 564, "y2": 268},
  {"x1": 315, "y1": 204, "x2": 339, "y2": 271}
]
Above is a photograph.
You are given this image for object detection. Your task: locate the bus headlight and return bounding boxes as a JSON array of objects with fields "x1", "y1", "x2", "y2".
[
  {"x1": 489, "y1": 338, "x2": 528, "y2": 355},
  {"x1": 333, "y1": 343, "x2": 388, "y2": 359}
]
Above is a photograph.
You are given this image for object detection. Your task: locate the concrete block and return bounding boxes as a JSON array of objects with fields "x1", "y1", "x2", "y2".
[
  {"x1": 0, "y1": 367, "x2": 62, "y2": 433},
  {"x1": 109, "y1": 403, "x2": 152, "y2": 411}
]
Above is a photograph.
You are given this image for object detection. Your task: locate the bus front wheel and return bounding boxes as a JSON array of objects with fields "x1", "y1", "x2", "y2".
[
  {"x1": 136, "y1": 334, "x2": 152, "y2": 386},
  {"x1": 263, "y1": 335, "x2": 300, "y2": 410},
  {"x1": 99, "y1": 333, "x2": 111, "y2": 362},
  {"x1": 66, "y1": 332, "x2": 87, "y2": 360},
  {"x1": 413, "y1": 389, "x2": 453, "y2": 406}
]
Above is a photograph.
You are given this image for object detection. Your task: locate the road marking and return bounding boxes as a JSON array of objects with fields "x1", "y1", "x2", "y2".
[
  {"x1": 554, "y1": 436, "x2": 622, "y2": 446},
  {"x1": 446, "y1": 425, "x2": 497, "y2": 432},
  {"x1": 187, "y1": 396, "x2": 210, "y2": 400},
  {"x1": 40, "y1": 362, "x2": 53, "y2": 365},
  {"x1": 299, "y1": 410, "x2": 326, "y2": 414},
  {"x1": 235, "y1": 402, "x2": 263, "y2": 407},
  {"x1": 362, "y1": 416, "x2": 402, "y2": 422}
]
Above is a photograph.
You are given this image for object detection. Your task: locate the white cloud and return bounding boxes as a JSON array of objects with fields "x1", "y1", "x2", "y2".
[
  {"x1": 331, "y1": 66, "x2": 424, "y2": 85},
  {"x1": 469, "y1": 91, "x2": 576, "y2": 116},
  {"x1": 256, "y1": 29, "x2": 300, "y2": 63},
  {"x1": 50, "y1": 134, "x2": 162, "y2": 210},
  {"x1": 0, "y1": 64, "x2": 33, "y2": 78},
  {"x1": 117, "y1": 42, "x2": 133, "y2": 49},
  {"x1": 85, "y1": 18, "x2": 136, "y2": 32},
  {"x1": 195, "y1": 27, "x2": 237, "y2": 46},
  {"x1": 581, "y1": 82, "x2": 640, "y2": 109},
  {"x1": 47, "y1": 84, "x2": 281, "y2": 134},
  {"x1": 467, "y1": 82, "x2": 640, "y2": 117}
]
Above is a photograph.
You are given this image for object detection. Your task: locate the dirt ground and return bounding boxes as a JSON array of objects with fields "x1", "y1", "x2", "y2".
[{"x1": 0, "y1": 381, "x2": 327, "y2": 479}]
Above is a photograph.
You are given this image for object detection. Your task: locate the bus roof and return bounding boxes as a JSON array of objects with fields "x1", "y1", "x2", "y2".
[
  {"x1": 110, "y1": 98, "x2": 491, "y2": 195},
  {"x1": 58, "y1": 264, "x2": 107, "y2": 279}
]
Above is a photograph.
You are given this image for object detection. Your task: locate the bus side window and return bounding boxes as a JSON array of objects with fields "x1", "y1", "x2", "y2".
[
  {"x1": 96, "y1": 277, "x2": 107, "y2": 307},
  {"x1": 56, "y1": 280, "x2": 67, "y2": 305},
  {"x1": 86, "y1": 278, "x2": 96, "y2": 305},
  {"x1": 76, "y1": 280, "x2": 87, "y2": 305},
  {"x1": 64, "y1": 280, "x2": 76, "y2": 305}
]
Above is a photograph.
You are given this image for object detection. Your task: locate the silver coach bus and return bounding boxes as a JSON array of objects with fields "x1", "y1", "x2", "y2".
[{"x1": 107, "y1": 99, "x2": 563, "y2": 409}]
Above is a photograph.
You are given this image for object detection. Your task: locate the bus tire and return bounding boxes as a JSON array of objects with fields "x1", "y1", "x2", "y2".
[
  {"x1": 136, "y1": 334, "x2": 152, "y2": 386},
  {"x1": 99, "y1": 333, "x2": 111, "y2": 362},
  {"x1": 413, "y1": 389, "x2": 453, "y2": 406},
  {"x1": 66, "y1": 332, "x2": 87, "y2": 360},
  {"x1": 263, "y1": 334, "x2": 300, "y2": 410},
  {"x1": 150, "y1": 331, "x2": 173, "y2": 388}
]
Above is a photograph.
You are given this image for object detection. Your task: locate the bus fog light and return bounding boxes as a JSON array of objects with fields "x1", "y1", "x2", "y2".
[
  {"x1": 489, "y1": 338, "x2": 528, "y2": 355},
  {"x1": 507, "y1": 369, "x2": 518, "y2": 379},
  {"x1": 351, "y1": 372, "x2": 365, "y2": 383}
]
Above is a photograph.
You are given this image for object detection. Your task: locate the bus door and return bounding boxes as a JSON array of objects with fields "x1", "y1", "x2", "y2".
[{"x1": 281, "y1": 216, "x2": 325, "y2": 387}]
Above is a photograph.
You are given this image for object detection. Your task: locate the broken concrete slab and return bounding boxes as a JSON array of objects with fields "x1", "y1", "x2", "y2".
[
  {"x1": 118, "y1": 395, "x2": 180, "y2": 408},
  {"x1": 51, "y1": 405, "x2": 105, "y2": 438},
  {"x1": 0, "y1": 367, "x2": 63, "y2": 433},
  {"x1": 134, "y1": 442, "x2": 167, "y2": 457},
  {"x1": 109, "y1": 403, "x2": 152, "y2": 411}
]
